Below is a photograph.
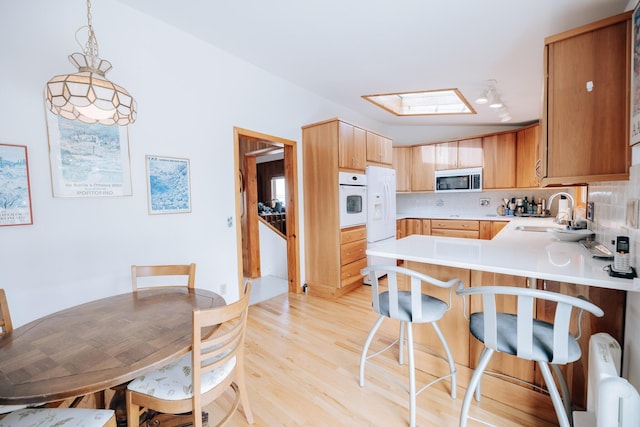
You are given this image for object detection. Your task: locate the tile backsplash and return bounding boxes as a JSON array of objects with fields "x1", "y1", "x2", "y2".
[{"x1": 589, "y1": 164, "x2": 640, "y2": 268}]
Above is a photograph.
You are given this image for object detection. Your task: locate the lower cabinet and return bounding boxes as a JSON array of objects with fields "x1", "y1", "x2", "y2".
[
  {"x1": 430, "y1": 219, "x2": 479, "y2": 239},
  {"x1": 340, "y1": 225, "x2": 367, "y2": 289}
]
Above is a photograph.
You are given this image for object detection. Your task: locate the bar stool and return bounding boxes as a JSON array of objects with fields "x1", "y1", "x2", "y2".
[{"x1": 360, "y1": 265, "x2": 460, "y2": 427}]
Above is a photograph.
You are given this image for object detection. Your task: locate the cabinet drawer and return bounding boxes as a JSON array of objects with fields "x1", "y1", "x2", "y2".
[
  {"x1": 341, "y1": 257, "x2": 367, "y2": 286},
  {"x1": 341, "y1": 240, "x2": 367, "y2": 265},
  {"x1": 341, "y1": 225, "x2": 367, "y2": 244},
  {"x1": 431, "y1": 229, "x2": 479, "y2": 239},
  {"x1": 431, "y1": 219, "x2": 479, "y2": 231}
]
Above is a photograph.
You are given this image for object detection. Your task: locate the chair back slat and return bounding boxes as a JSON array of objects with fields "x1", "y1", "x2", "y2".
[
  {"x1": 516, "y1": 295, "x2": 534, "y2": 359},
  {"x1": 552, "y1": 302, "x2": 572, "y2": 363},
  {"x1": 0, "y1": 289, "x2": 13, "y2": 336},
  {"x1": 482, "y1": 294, "x2": 498, "y2": 350},
  {"x1": 387, "y1": 269, "x2": 399, "y2": 319}
]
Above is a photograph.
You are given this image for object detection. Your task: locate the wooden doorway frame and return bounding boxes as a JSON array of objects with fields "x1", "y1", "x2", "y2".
[{"x1": 234, "y1": 127, "x2": 301, "y2": 294}]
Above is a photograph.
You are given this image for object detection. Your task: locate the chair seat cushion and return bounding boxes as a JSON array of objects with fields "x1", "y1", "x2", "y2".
[
  {"x1": 127, "y1": 352, "x2": 236, "y2": 400},
  {"x1": 0, "y1": 408, "x2": 114, "y2": 427},
  {"x1": 378, "y1": 291, "x2": 448, "y2": 323},
  {"x1": 469, "y1": 312, "x2": 581, "y2": 363}
]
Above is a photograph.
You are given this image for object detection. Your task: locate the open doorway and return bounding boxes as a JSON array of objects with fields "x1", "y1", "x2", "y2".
[{"x1": 233, "y1": 127, "x2": 300, "y2": 298}]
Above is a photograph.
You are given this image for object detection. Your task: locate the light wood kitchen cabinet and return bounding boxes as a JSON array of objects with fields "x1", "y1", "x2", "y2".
[
  {"x1": 431, "y1": 219, "x2": 479, "y2": 239},
  {"x1": 535, "y1": 280, "x2": 625, "y2": 410},
  {"x1": 411, "y1": 145, "x2": 436, "y2": 191},
  {"x1": 340, "y1": 225, "x2": 367, "y2": 288},
  {"x1": 403, "y1": 218, "x2": 430, "y2": 236},
  {"x1": 338, "y1": 121, "x2": 366, "y2": 172},
  {"x1": 541, "y1": 12, "x2": 631, "y2": 186},
  {"x1": 479, "y1": 221, "x2": 492, "y2": 240},
  {"x1": 483, "y1": 131, "x2": 516, "y2": 189},
  {"x1": 366, "y1": 131, "x2": 393, "y2": 166},
  {"x1": 393, "y1": 147, "x2": 412, "y2": 192},
  {"x1": 516, "y1": 123, "x2": 540, "y2": 188},
  {"x1": 435, "y1": 138, "x2": 483, "y2": 170},
  {"x1": 303, "y1": 118, "x2": 388, "y2": 298},
  {"x1": 491, "y1": 221, "x2": 508, "y2": 237}
]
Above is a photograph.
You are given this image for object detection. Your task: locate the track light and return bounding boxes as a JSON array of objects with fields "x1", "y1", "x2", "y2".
[{"x1": 475, "y1": 79, "x2": 510, "y2": 122}]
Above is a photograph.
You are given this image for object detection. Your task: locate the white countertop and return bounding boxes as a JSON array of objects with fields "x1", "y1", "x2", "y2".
[{"x1": 368, "y1": 217, "x2": 640, "y2": 292}]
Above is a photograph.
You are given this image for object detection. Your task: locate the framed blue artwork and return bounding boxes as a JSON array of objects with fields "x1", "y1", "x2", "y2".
[{"x1": 145, "y1": 155, "x2": 191, "y2": 214}]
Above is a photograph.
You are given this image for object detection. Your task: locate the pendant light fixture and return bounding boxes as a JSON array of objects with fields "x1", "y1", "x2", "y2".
[{"x1": 45, "y1": 0, "x2": 136, "y2": 126}]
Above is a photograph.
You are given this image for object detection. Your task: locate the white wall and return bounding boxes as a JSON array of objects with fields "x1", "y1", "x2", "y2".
[
  {"x1": 258, "y1": 223, "x2": 288, "y2": 279},
  {"x1": 0, "y1": 0, "x2": 383, "y2": 327}
]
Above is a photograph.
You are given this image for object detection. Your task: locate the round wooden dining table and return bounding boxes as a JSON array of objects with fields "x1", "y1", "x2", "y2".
[{"x1": 0, "y1": 287, "x2": 225, "y2": 406}]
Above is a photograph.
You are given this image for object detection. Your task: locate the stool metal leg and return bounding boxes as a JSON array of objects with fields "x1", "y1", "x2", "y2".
[
  {"x1": 538, "y1": 362, "x2": 571, "y2": 427},
  {"x1": 359, "y1": 315, "x2": 385, "y2": 387},
  {"x1": 460, "y1": 346, "x2": 494, "y2": 427},
  {"x1": 551, "y1": 363, "x2": 573, "y2": 425},
  {"x1": 407, "y1": 322, "x2": 416, "y2": 427},
  {"x1": 432, "y1": 322, "x2": 456, "y2": 398}
]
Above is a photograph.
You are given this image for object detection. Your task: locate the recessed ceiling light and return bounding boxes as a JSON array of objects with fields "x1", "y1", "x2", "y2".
[{"x1": 362, "y1": 89, "x2": 476, "y2": 117}]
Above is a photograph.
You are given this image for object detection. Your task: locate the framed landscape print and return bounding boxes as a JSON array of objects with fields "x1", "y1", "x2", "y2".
[
  {"x1": 0, "y1": 143, "x2": 33, "y2": 226},
  {"x1": 45, "y1": 109, "x2": 132, "y2": 197},
  {"x1": 145, "y1": 155, "x2": 191, "y2": 214}
]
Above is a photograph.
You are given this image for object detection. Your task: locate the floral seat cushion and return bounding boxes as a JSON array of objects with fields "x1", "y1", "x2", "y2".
[
  {"x1": 127, "y1": 352, "x2": 236, "y2": 400},
  {"x1": 0, "y1": 408, "x2": 115, "y2": 427}
]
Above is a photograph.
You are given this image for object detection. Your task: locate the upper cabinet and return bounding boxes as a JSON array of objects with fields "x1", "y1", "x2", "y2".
[
  {"x1": 435, "y1": 138, "x2": 482, "y2": 170},
  {"x1": 338, "y1": 121, "x2": 366, "y2": 172},
  {"x1": 541, "y1": 12, "x2": 631, "y2": 186},
  {"x1": 366, "y1": 131, "x2": 393, "y2": 166},
  {"x1": 393, "y1": 147, "x2": 412, "y2": 192},
  {"x1": 482, "y1": 132, "x2": 516, "y2": 189},
  {"x1": 516, "y1": 123, "x2": 541, "y2": 188},
  {"x1": 411, "y1": 144, "x2": 436, "y2": 191}
]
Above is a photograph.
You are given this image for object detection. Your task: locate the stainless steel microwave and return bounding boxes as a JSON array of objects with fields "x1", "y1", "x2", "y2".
[{"x1": 435, "y1": 168, "x2": 482, "y2": 192}]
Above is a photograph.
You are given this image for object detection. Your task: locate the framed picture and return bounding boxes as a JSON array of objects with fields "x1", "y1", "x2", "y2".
[
  {"x1": 0, "y1": 144, "x2": 33, "y2": 226},
  {"x1": 45, "y1": 109, "x2": 132, "y2": 197},
  {"x1": 632, "y1": 1, "x2": 640, "y2": 145},
  {"x1": 145, "y1": 155, "x2": 192, "y2": 214}
]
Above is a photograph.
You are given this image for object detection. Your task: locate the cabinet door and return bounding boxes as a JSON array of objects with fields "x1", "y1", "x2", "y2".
[
  {"x1": 435, "y1": 142, "x2": 458, "y2": 170},
  {"x1": 338, "y1": 122, "x2": 366, "y2": 172},
  {"x1": 393, "y1": 147, "x2": 412, "y2": 192},
  {"x1": 516, "y1": 124, "x2": 540, "y2": 188},
  {"x1": 366, "y1": 131, "x2": 393, "y2": 165},
  {"x1": 396, "y1": 219, "x2": 407, "y2": 239},
  {"x1": 483, "y1": 132, "x2": 516, "y2": 189},
  {"x1": 405, "y1": 218, "x2": 423, "y2": 236},
  {"x1": 479, "y1": 221, "x2": 492, "y2": 240},
  {"x1": 544, "y1": 14, "x2": 630, "y2": 184},
  {"x1": 491, "y1": 221, "x2": 508, "y2": 238},
  {"x1": 457, "y1": 138, "x2": 483, "y2": 168},
  {"x1": 411, "y1": 145, "x2": 435, "y2": 191}
]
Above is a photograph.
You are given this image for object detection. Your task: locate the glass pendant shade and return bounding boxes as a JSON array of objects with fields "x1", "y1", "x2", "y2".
[{"x1": 46, "y1": 53, "x2": 136, "y2": 126}]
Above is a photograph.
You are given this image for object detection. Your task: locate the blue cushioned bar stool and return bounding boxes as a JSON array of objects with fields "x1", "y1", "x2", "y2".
[
  {"x1": 360, "y1": 265, "x2": 460, "y2": 427},
  {"x1": 456, "y1": 284, "x2": 603, "y2": 427}
]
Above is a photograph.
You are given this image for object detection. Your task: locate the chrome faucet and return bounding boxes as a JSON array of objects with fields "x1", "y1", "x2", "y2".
[{"x1": 547, "y1": 192, "x2": 574, "y2": 225}]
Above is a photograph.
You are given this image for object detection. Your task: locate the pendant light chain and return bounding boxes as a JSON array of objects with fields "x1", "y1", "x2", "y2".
[{"x1": 85, "y1": 0, "x2": 100, "y2": 69}]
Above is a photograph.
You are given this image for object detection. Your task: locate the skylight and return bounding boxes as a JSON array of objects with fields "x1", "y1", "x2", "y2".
[{"x1": 363, "y1": 89, "x2": 475, "y2": 117}]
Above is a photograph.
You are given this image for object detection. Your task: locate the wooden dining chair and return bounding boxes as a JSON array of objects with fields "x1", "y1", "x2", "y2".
[
  {"x1": 0, "y1": 289, "x2": 13, "y2": 336},
  {"x1": 126, "y1": 282, "x2": 254, "y2": 427},
  {"x1": 130, "y1": 263, "x2": 196, "y2": 291},
  {"x1": 0, "y1": 408, "x2": 116, "y2": 426}
]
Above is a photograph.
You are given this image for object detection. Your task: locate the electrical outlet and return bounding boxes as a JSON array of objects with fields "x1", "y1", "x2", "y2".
[
  {"x1": 227, "y1": 216, "x2": 233, "y2": 228},
  {"x1": 220, "y1": 283, "x2": 227, "y2": 295},
  {"x1": 480, "y1": 198, "x2": 490, "y2": 207}
]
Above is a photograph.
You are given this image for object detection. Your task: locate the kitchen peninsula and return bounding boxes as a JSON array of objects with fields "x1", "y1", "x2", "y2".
[{"x1": 366, "y1": 217, "x2": 633, "y2": 414}]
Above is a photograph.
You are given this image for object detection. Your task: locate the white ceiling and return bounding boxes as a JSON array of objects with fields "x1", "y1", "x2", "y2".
[{"x1": 122, "y1": 0, "x2": 630, "y2": 140}]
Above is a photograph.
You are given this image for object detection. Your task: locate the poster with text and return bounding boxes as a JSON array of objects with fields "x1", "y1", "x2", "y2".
[
  {"x1": 0, "y1": 144, "x2": 33, "y2": 226},
  {"x1": 146, "y1": 155, "x2": 191, "y2": 214},
  {"x1": 45, "y1": 110, "x2": 132, "y2": 197}
]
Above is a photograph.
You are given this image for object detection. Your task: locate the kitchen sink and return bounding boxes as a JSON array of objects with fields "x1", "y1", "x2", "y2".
[{"x1": 515, "y1": 225, "x2": 562, "y2": 232}]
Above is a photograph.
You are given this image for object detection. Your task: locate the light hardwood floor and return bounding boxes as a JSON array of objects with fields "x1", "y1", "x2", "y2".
[{"x1": 206, "y1": 285, "x2": 559, "y2": 427}]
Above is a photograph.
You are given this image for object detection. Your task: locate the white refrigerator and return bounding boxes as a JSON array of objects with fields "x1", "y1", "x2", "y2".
[{"x1": 364, "y1": 165, "x2": 397, "y2": 284}]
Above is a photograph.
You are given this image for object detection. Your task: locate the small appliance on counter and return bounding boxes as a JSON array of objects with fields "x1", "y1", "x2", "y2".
[{"x1": 606, "y1": 236, "x2": 636, "y2": 279}]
